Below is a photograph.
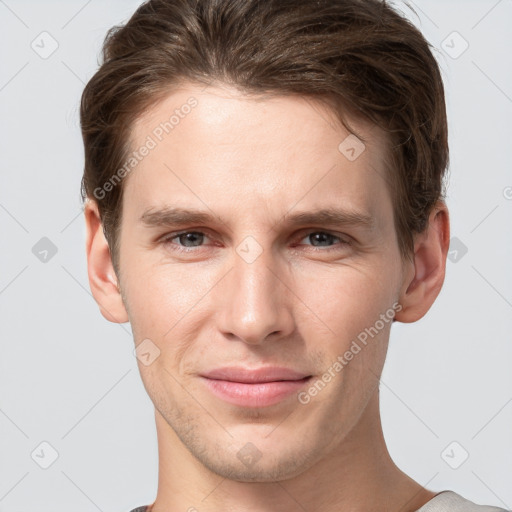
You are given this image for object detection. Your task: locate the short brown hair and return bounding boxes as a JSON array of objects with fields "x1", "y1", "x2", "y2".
[{"x1": 80, "y1": 0, "x2": 449, "y2": 276}]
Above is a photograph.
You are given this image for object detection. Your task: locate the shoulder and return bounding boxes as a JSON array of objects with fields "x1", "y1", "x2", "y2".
[{"x1": 416, "y1": 491, "x2": 510, "y2": 512}]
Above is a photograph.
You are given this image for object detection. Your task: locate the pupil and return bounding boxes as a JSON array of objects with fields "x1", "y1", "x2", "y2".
[
  {"x1": 181, "y1": 232, "x2": 202, "y2": 246},
  {"x1": 312, "y1": 233, "x2": 331, "y2": 246}
]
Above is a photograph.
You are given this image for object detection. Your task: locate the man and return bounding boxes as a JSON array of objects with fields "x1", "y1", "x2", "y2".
[{"x1": 81, "y1": 0, "x2": 508, "y2": 510}]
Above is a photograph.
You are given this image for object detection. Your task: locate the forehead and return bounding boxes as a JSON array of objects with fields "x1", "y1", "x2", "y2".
[
  {"x1": 123, "y1": 82, "x2": 392, "y2": 226},
  {"x1": 131, "y1": 82, "x2": 384, "y2": 153}
]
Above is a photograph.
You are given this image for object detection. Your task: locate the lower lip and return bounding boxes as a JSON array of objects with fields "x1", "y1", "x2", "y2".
[{"x1": 201, "y1": 376, "x2": 312, "y2": 407}]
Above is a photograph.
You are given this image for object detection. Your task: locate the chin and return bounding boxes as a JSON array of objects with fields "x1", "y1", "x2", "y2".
[
  {"x1": 200, "y1": 457, "x2": 308, "y2": 483},
  {"x1": 191, "y1": 437, "x2": 323, "y2": 483}
]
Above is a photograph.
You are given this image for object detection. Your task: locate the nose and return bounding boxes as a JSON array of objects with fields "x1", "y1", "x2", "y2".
[{"x1": 214, "y1": 242, "x2": 295, "y2": 345}]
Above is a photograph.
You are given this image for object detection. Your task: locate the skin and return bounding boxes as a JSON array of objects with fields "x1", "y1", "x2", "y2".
[{"x1": 85, "y1": 82, "x2": 450, "y2": 512}]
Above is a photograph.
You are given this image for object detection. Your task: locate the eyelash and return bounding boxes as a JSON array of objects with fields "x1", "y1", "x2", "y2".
[{"x1": 159, "y1": 229, "x2": 350, "y2": 254}]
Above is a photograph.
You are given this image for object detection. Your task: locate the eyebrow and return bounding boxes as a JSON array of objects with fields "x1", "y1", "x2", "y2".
[{"x1": 139, "y1": 206, "x2": 375, "y2": 231}]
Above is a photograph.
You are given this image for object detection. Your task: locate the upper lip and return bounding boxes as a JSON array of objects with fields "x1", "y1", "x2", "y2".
[{"x1": 201, "y1": 367, "x2": 311, "y2": 383}]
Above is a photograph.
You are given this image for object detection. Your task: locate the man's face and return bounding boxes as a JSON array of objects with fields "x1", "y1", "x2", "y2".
[{"x1": 117, "y1": 82, "x2": 407, "y2": 481}]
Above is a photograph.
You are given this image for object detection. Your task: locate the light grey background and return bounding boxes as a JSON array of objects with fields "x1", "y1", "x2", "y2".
[{"x1": 0, "y1": 1, "x2": 511, "y2": 511}]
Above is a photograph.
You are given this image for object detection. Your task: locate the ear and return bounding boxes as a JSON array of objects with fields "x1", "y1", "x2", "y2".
[
  {"x1": 394, "y1": 201, "x2": 450, "y2": 323},
  {"x1": 84, "y1": 199, "x2": 129, "y2": 324}
]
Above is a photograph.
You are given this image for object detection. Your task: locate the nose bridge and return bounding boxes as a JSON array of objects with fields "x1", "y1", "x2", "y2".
[
  {"x1": 216, "y1": 235, "x2": 293, "y2": 344},
  {"x1": 236, "y1": 240, "x2": 278, "y2": 309}
]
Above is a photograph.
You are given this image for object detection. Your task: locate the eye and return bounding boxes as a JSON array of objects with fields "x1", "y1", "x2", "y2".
[
  {"x1": 160, "y1": 231, "x2": 211, "y2": 251},
  {"x1": 297, "y1": 231, "x2": 350, "y2": 250}
]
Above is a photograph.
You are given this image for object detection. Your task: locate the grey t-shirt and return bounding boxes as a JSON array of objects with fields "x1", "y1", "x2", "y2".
[
  {"x1": 415, "y1": 491, "x2": 509, "y2": 512},
  {"x1": 129, "y1": 490, "x2": 510, "y2": 511}
]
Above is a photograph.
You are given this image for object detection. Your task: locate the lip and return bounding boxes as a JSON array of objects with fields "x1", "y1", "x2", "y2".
[
  {"x1": 201, "y1": 366, "x2": 310, "y2": 383},
  {"x1": 200, "y1": 366, "x2": 312, "y2": 407}
]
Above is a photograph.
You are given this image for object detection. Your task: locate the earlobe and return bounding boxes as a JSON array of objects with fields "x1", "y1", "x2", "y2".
[
  {"x1": 394, "y1": 202, "x2": 450, "y2": 323},
  {"x1": 84, "y1": 199, "x2": 129, "y2": 324}
]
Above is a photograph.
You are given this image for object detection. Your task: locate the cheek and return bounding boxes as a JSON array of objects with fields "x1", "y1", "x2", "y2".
[
  {"x1": 291, "y1": 262, "x2": 399, "y2": 406},
  {"x1": 122, "y1": 259, "x2": 207, "y2": 330},
  {"x1": 121, "y1": 259, "x2": 220, "y2": 379},
  {"x1": 293, "y1": 261, "x2": 399, "y2": 345}
]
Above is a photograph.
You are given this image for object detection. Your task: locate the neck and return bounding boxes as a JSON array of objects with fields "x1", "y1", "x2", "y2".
[{"x1": 149, "y1": 389, "x2": 436, "y2": 512}]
